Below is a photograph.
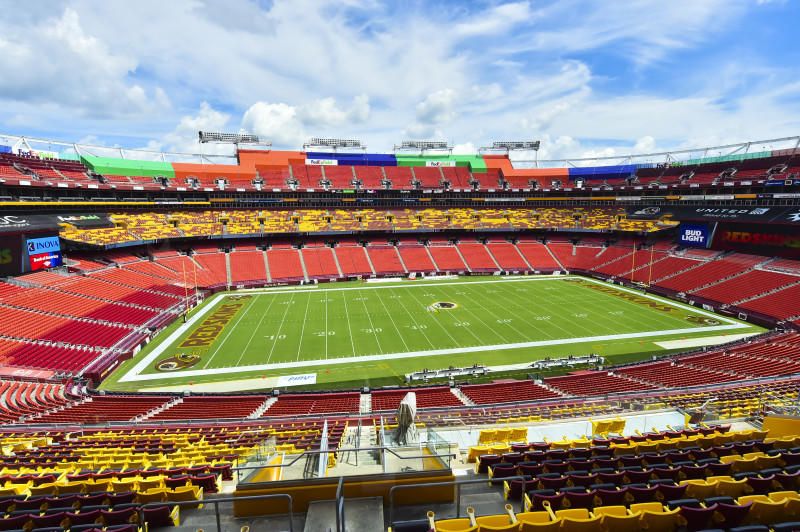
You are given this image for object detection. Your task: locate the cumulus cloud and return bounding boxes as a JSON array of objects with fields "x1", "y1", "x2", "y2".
[
  {"x1": 297, "y1": 95, "x2": 371, "y2": 127},
  {"x1": 0, "y1": 8, "x2": 169, "y2": 117}
]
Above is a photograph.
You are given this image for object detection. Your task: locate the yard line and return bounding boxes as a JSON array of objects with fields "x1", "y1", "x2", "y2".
[
  {"x1": 295, "y1": 292, "x2": 313, "y2": 361},
  {"x1": 374, "y1": 288, "x2": 410, "y2": 352},
  {"x1": 324, "y1": 292, "x2": 329, "y2": 360},
  {"x1": 403, "y1": 286, "x2": 463, "y2": 348},
  {"x1": 200, "y1": 295, "x2": 259, "y2": 369},
  {"x1": 266, "y1": 292, "x2": 295, "y2": 364},
  {"x1": 235, "y1": 294, "x2": 278, "y2": 366},
  {"x1": 122, "y1": 322, "x2": 750, "y2": 382},
  {"x1": 447, "y1": 285, "x2": 514, "y2": 344},
  {"x1": 359, "y1": 293, "x2": 384, "y2": 354},
  {"x1": 392, "y1": 291, "x2": 437, "y2": 349},
  {"x1": 341, "y1": 289, "x2": 357, "y2": 357}
]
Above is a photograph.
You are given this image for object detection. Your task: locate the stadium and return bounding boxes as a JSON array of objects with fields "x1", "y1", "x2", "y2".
[{"x1": 2, "y1": 2, "x2": 800, "y2": 531}]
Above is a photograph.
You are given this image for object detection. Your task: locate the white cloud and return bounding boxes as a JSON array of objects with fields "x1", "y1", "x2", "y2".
[
  {"x1": 241, "y1": 102, "x2": 306, "y2": 147},
  {"x1": 297, "y1": 95, "x2": 371, "y2": 127},
  {"x1": 0, "y1": 8, "x2": 169, "y2": 117},
  {"x1": 453, "y1": 2, "x2": 535, "y2": 37}
]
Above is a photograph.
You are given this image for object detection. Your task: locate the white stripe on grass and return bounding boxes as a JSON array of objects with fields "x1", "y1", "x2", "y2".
[{"x1": 121, "y1": 322, "x2": 749, "y2": 382}]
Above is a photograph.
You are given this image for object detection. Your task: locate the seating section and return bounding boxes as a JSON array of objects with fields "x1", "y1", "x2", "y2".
[
  {"x1": 396, "y1": 244, "x2": 437, "y2": 273},
  {"x1": 335, "y1": 244, "x2": 373, "y2": 276},
  {"x1": 301, "y1": 245, "x2": 340, "y2": 278},
  {"x1": 366, "y1": 245, "x2": 405, "y2": 275},
  {"x1": 461, "y1": 381, "x2": 561, "y2": 405},
  {"x1": 149, "y1": 396, "x2": 266, "y2": 421},
  {"x1": 370, "y1": 387, "x2": 463, "y2": 411},
  {"x1": 34, "y1": 395, "x2": 171, "y2": 424},
  {"x1": 694, "y1": 269, "x2": 799, "y2": 304},
  {"x1": 545, "y1": 371, "x2": 657, "y2": 396},
  {"x1": 263, "y1": 392, "x2": 361, "y2": 416},
  {"x1": 657, "y1": 254, "x2": 764, "y2": 293},
  {"x1": 0, "y1": 380, "x2": 72, "y2": 423},
  {"x1": 229, "y1": 251, "x2": 267, "y2": 286},
  {"x1": 60, "y1": 208, "x2": 671, "y2": 246},
  {"x1": 486, "y1": 240, "x2": 529, "y2": 270}
]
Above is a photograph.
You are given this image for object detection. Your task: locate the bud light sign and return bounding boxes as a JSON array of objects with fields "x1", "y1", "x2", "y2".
[{"x1": 679, "y1": 224, "x2": 709, "y2": 248}]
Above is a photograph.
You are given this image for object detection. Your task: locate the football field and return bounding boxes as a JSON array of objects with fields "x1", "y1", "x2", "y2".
[{"x1": 102, "y1": 276, "x2": 763, "y2": 392}]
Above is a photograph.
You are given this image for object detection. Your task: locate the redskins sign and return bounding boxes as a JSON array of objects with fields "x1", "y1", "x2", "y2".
[{"x1": 156, "y1": 353, "x2": 202, "y2": 372}]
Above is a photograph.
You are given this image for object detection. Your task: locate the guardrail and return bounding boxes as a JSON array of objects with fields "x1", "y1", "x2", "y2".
[
  {"x1": 138, "y1": 493, "x2": 294, "y2": 532},
  {"x1": 387, "y1": 475, "x2": 527, "y2": 525},
  {"x1": 233, "y1": 446, "x2": 456, "y2": 483}
]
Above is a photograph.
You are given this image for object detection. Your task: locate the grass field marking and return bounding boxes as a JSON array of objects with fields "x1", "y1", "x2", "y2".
[
  {"x1": 200, "y1": 295, "x2": 259, "y2": 369},
  {"x1": 295, "y1": 291, "x2": 313, "y2": 362},
  {"x1": 122, "y1": 293, "x2": 225, "y2": 379},
  {"x1": 578, "y1": 277, "x2": 741, "y2": 326},
  {"x1": 119, "y1": 321, "x2": 749, "y2": 382},
  {"x1": 341, "y1": 288, "x2": 357, "y2": 357},
  {"x1": 235, "y1": 292, "x2": 279, "y2": 367},
  {"x1": 402, "y1": 284, "x2": 465, "y2": 348},
  {"x1": 117, "y1": 275, "x2": 751, "y2": 384},
  {"x1": 267, "y1": 291, "x2": 296, "y2": 364},
  {"x1": 373, "y1": 286, "x2": 411, "y2": 353},
  {"x1": 391, "y1": 290, "x2": 437, "y2": 350},
  {"x1": 324, "y1": 290, "x2": 329, "y2": 360},
  {"x1": 444, "y1": 284, "x2": 513, "y2": 345},
  {"x1": 359, "y1": 292, "x2": 384, "y2": 354}
]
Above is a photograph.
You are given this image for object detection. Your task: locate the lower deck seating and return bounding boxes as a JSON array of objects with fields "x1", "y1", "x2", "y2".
[{"x1": 461, "y1": 381, "x2": 561, "y2": 405}]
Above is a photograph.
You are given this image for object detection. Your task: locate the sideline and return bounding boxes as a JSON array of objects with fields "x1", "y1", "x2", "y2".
[{"x1": 118, "y1": 276, "x2": 750, "y2": 383}]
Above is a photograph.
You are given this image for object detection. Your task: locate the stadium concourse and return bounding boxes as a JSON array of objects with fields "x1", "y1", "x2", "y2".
[{"x1": 0, "y1": 135, "x2": 799, "y2": 531}]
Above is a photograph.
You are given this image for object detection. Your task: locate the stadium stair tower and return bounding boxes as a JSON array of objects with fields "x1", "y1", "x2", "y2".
[
  {"x1": 362, "y1": 245, "x2": 377, "y2": 276},
  {"x1": 453, "y1": 242, "x2": 472, "y2": 273},
  {"x1": 298, "y1": 248, "x2": 310, "y2": 283},
  {"x1": 513, "y1": 242, "x2": 534, "y2": 271},
  {"x1": 393, "y1": 245, "x2": 409, "y2": 274},
  {"x1": 424, "y1": 245, "x2": 441, "y2": 273},
  {"x1": 262, "y1": 248, "x2": 272, "y2": 283},
  {"x1": 484, "y1": 242, "x2": 503, "y2": 271},
  {"x1": 330, "y1": 245, "x2": 345, "y2": 277},
  {"x1": 224, "y1": 252, "x2": 233, "y2": 286}
]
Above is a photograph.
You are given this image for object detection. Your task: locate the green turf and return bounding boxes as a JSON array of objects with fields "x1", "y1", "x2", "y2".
[{"x1": 100, "y1": 276, "x2": 764, "y2": 392}]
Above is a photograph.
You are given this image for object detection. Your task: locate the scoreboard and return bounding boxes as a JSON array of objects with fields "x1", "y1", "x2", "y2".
[
  {"x1": 26, "y1": 235, "x2": 63, "y2": 271},
  {"x1": 0, "y1": 231, "x2": 62, "y2": 276}
]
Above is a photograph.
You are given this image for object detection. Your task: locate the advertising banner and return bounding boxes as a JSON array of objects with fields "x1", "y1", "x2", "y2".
[
  {"x1": 627, "y1": 205, "x2": 800, "y2": 225},
  {"x1": 678, "y1": 223, "x2": 710, "y2": 248},
  {"x1": 29, "y1": 251, "x2": 63, "y2": 271},
  {"x1": 55, "y1": 214, "x2": 112, "y2": 229},
  {"x1": 26, "y1": 236, "x2": 61, "y2": 255},
  {"x1": 306, "y1": 159, "x2": 338, "y2": 166},
  {"x1": 426, "y1": 161, "x2": 456, "y2": 167}
]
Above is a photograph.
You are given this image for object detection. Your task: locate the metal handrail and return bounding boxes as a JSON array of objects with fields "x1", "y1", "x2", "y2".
[
  {"x1": 388, "y1": 475, "x2": 527, "y2": 525},
  {"x1": 138, "y1": 493, "x2": 294, "y2": 532},
  {"x1": 235, "y1": 446, "x2": 456, "y2": 482},
  {"x1": 335, "y1": 475, "x2": 345, "y2": 532}
]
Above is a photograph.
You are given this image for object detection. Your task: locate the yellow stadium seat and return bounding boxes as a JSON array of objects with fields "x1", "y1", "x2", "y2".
[
  {"x1": 630, "y1": 502, "x2": 681, "y2": 532},
  {"x1": 738, "y1": 494, "x2": 786, "y2": 525},
  {"x1": 555, "y1": 508, "x2": 601, "y2": 532},
  {"x1": 594, "y1": 506, "x2": 641, "y2": 532},
  {"x1": 435, "y1": 518, "x2": 478, "y2": 532}
]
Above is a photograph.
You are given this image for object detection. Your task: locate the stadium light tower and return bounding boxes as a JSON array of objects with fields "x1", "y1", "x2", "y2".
[
  {"x1": 393, "y1": 140, "x2": 453, "y2": 154},
  {"x1": 303, "y1": 138, "x2": 365, "y2": 152},
  {"x1": 198, "y1": 131, "x2": 271, "y2": 147},
  {"x1": 481, "y1": 140, "x2": 541, "y2": 165}
]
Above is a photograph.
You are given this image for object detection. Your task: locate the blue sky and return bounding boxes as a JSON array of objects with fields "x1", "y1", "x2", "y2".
[{"x1": 0, "y1": 0, "x2": 798, "y2": 161}]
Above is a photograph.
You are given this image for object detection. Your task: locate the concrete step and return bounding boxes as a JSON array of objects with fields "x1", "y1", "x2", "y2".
[{"x1": 303, "y1": 497, "x2": 384, "y2": 532}]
